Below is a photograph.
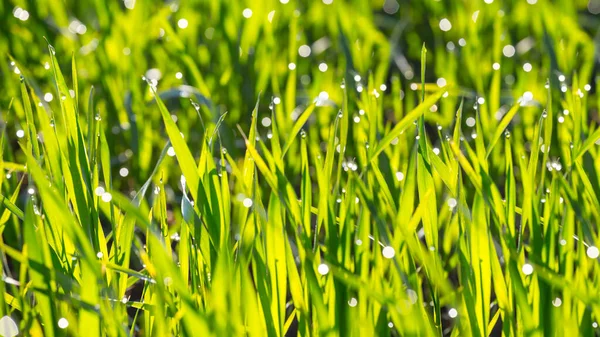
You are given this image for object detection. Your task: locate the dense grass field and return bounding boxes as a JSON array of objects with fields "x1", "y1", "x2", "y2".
[{"x1": 1, "y1": 0, "x2": 600, "y2": 336}]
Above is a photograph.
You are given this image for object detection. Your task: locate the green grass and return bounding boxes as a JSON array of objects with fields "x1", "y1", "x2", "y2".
[{"x1": 1, "y1": 0, "x2": 600, "y2": 336}]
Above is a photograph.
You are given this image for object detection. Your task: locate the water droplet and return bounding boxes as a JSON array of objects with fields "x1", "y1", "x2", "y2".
[
  {"x1": 439, "y1": 18, "x2": 452, "y2": 32},
  {"x1": 317, "y1": 263, "x2": 329, "y2": 275},
  {"x1": 587, "y1": 246, "x2": 599, "y2": 259},
  {"x1": 382, "y1": 246, "x2": 395, "y2": 259},
  {"x1": 300, "y1": 129, "x2": 307, "y2": 138},
  {"x1": 522, "y1": 263, "x2": 533, "y2": 275},
  {"x1": 0, "y1": 315, "x2": 18, "y2": 336},
  {"x1": 448, "y1": 308, "x2": 458, "y2": 318},
  {"x1": 95, "y1": 114, "x2": 101, "y2": 121},
  {"x1": 177, "y1": 18, "x2": 189, "y2": 29},
  {"x1": 298, "y1": 44, "x2": 311, "y2": 57},
  {"x1": 57, "y1": 317, "x2": 69, "y2": 329},
  {"x1": 552, "y1": 297, "x2": 562, "y2": 307},
  {"x1": 466, "y1": 117, "x2": 476, "y2": 127},
  {"x1": 101, "y1": 192, "x2": 112, "y2": 203}
]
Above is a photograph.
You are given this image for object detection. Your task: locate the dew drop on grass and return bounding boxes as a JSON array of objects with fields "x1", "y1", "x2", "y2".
[
  {"x1": 300, "y1": 129, "x2": 307, "y2": 138},
  {"x1": 586, "y1": 246, "x2": 599, "y2": 259},
  {"x1": 407, "y1": 289, "x2": 418, "y2": 304},
  {"x1": 167, "y1": 147, "x2": 176, "y2": 157},
  {"x1": 348, "y1": 297, "x2": 357, "y2": 307},
  {"x1": 439, "y1": 18, "x2": 452, "y2": 31},
  {"x1": 503, "y1": 45, "x2": 515, "y2": 57},
  {"x1": 317, "y1": 263, "x2": 329, "y2": 275},
  {"x1": 382, "y1": 246, "x2": 395, "y2": 259},
  {"x1": 387, "y1": 322, "x2": 394, "y2": 328},
  {"x1": 95, "y1": 186, "x2": 105, "y2": 196},
  {"x1": 298, "y1": 45, "x2": 311, "y2": 57},
  {"x1": 96, "y1": 252, "x2": 103, "y2": 259},
  {"x1": 95, "y1": 114, "x2": 101, "y2": 121},
  {"x1": 552, "y1": 297, "x2": 562, "y2": 307},
  {"x1": 16, "y1": 130, "x2": 24, "y2": 138},
  {"x1": 0, "y1": 315, "x2": 19, "y2": 337},
  {"x1": 466, "y1": 117, "x2": 476, "y2": 127},
  {"x1": 522, "y1": 263, "x2": 533, "y2": 275},
  {"x1": 355, "y1": 239, "x2": 362, "y2": 246},
  {"x1": 177, "y1": 18, "x2": 188, "y2": 29},
  {"x1": 57, "y1": 318, "x2": 68, "y2": 329},
  {"x1": 448, "y1": 308, "x2": 458, "y2": 318},
  {"x1": 243, "y1": 198, "x2": 253, "y2": 208},
  {"x1": 101, "y1": 192, "x2": 112, "y2": 203}
]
